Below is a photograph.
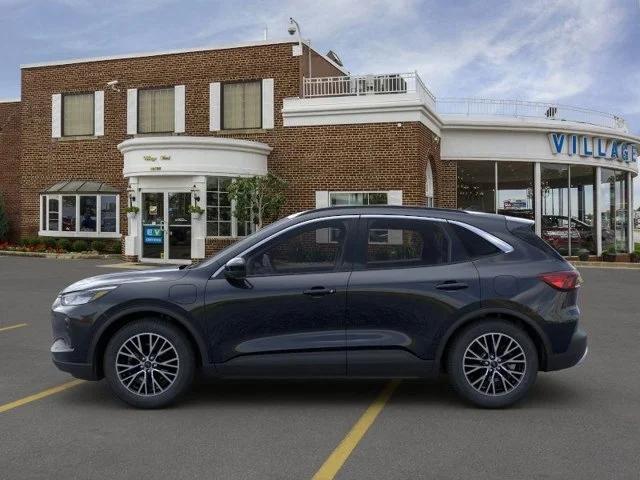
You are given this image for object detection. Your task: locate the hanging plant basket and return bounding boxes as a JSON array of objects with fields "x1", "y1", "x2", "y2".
[
  {"x1": 125, "y1": 206, "x2": 139, "y2": 219},
  {"x1": 188, "y1": 205, "x2": 205, "y2": 219}
]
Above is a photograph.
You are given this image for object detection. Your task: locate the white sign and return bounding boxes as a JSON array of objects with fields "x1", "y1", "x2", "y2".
[{"x1": 548, "y1": 133, "x2": 638, "y2": 163}]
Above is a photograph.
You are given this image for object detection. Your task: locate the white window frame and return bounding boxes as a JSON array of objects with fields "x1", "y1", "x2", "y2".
[
  {"x1": 205, "y1": 177, "x2": 253, "y2": 238},
  {"x1": 426, "y1": 161, "x2": 434, "y2": 207},
  {"x1": 39, "y1": 194, "x2": 120, "y2": 238}
]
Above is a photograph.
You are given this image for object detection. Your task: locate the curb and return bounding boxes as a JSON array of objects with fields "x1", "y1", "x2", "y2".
[
  {"x1": 0, "y1": 250, "x2": 121, "y2": 260},
  {"x1": 571, "y1": 261, "x2": 640, "y2": 269}
]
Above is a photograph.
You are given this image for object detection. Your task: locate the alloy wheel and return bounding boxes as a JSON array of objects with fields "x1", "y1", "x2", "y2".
[
  {"x1": 115, "y1": 333, "x2": 180, "y2": 396},
  {"x1": 462, "y1": 332, "x2": 527, "y2": 396}
]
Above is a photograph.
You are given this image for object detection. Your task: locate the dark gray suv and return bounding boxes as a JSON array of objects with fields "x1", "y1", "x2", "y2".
[{"x1": 51, "y1": 207, "x2": 587, "y2": 408}]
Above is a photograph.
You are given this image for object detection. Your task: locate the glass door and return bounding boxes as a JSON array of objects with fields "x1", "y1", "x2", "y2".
[
  {"x1": 168, "y1": 192, "x2": 192, "y2": 260},
  {"x1": 142, "y1": 193, "x2": 165, "y2": 260}
]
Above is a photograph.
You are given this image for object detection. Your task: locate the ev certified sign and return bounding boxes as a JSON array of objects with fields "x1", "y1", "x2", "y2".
[{"x1": 548, "y1": 133, "x2": 638, "y2": 163}]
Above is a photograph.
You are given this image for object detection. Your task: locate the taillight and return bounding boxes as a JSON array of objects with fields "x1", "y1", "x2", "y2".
[{"x1": 539, "y1": 271, "x2": 582, "y2": 291}]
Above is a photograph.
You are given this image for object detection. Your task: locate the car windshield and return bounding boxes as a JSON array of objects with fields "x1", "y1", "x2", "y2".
[{"x1": 195, "y1": 216, "x2": 295, "y2": 270}]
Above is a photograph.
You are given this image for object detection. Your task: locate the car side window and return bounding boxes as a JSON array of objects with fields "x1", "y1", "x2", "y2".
[
  {"x1": 364, "y1": 218, "x2": 451, "y2": 269},
  {"x1": 448, "y1": 223, "x2": 500, "y2": 259},
  {"x1": 246, "y1": 220, "x2": 349, "y2": 276}
]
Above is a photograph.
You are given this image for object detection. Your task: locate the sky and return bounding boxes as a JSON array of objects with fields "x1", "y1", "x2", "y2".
[{"x1": 1, "y1": 0, "x2": 639, "y2": 196}]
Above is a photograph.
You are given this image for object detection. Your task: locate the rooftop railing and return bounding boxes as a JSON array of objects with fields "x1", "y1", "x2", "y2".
[{"x1": 301, "y1": 73, "x2": 627, "y2": 132}]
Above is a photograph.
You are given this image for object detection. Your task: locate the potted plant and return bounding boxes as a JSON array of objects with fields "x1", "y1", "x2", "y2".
[
  {"x1": 576, "y1": 249, "x2": 590, "y2": 262},
  {"x1": 125, "y1": 206, "x2": 139, "y2": 219},
  {"x1": 188, "y1": 204, "x2": 205, "y2": 219}
]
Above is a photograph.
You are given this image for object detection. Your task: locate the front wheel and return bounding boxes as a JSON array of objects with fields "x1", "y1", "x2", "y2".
[
  {"x1": 104, "y1": 319, "x2": 195, "y2": 408},
  {"x1": 447, "y1": 320, "x2": 538, "y2": 408}
]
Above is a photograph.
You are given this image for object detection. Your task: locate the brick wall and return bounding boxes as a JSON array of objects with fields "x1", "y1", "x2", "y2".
[
  {"x1": 0, "y1": 101, "x2": 21, "y2": 240},
  {"x1": 15, "y1": 41, "x2": 446, "y2": 257}
]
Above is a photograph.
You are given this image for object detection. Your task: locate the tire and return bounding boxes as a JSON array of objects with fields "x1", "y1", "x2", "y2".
[
  {"x1": 104, "y1": 318, "x2": 195, "y2": 409},
  {"x1": 447, "y1": 319, "x2": 538, "y2": 408}
]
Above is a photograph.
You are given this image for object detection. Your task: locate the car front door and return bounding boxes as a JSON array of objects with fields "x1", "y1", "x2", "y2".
[
  {"x1": 204, "y1": 216, "x2": 357, "y2": 377},
  {"x1": 346, "y1": 216, "x2": 481, "y2": 376}
]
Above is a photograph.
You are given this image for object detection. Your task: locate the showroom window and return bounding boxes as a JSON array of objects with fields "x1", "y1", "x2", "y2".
[
  {"x1": 601, "y1": 168, "x2": 629, "y2": 253},
  {"x1": 62, "y1": 93, "x2": 94, "y2": 136},
  {"x1": 457, "y1": 161, "x2": 496, "y2": 213},
  {"x1": 138, "y1": 87, "x2": 175, "y2": 133},
  {"x1": 222, "y1": 81, "x2": 262, "y2": 130},
  {"x1": 206, "y1": 177, "x2": 252, "y2": 237},
  {"x1": 497, "y1": 162, "x2": 534, "y2": 221},
  {"x1": 329, "y1": 191, "x2": 388, "y2": 206},
  {"x1": 40, "y1": 194, "x2": 120, "y2": 237}
]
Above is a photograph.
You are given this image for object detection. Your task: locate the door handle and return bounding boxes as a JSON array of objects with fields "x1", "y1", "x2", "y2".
[
  {"x1": 435, "y1": 281, "x2": 469, "y2": 291},
  {"x1": 303, "y1": 286, "x2": 336, "y2": 297}
]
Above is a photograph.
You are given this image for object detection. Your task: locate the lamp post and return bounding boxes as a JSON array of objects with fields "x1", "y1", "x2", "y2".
[{"x1": 288, "y1": 17, "x2": 312, "y2": 96}]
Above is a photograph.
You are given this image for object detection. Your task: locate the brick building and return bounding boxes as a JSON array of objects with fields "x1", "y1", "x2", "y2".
[{"x1": 0, "y1": 38, "x2": 638, "y2": 261}]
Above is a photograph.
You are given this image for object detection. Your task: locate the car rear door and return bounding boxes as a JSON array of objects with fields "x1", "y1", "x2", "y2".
[{"x1": 346, "y1": 215, "x2": 481, "y2": 376}]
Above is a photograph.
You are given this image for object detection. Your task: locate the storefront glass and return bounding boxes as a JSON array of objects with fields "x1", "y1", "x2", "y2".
[
  {"x1": 569, "y1": 165, "x2": 596, "y2": 255},
  {"x1": 601, "y1": 168, "x2": 629, "y2": 253},
  {"x1": 497, "y1": 162, "x2": 534, "y2": 221},
  {"x1": 457, "y1": 161, "x2": 495, "y2": 213},
  {"x1": 541, "y1": 164, "x2": 570, "y2": 255}
]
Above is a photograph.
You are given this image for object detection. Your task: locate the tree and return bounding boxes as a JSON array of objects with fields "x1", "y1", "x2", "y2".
[
  {"x1": 226, "y1": 174, "x2": 287, "y2": 230},
  {"x1": 0, "y1": 192, "x2": 9, "y2": 242}
]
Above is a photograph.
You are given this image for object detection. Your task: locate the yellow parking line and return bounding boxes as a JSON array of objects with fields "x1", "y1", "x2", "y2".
[
  {"x1": 312, "y1": 380, "x2": 401, "y2": 480},
  {"x1": 0, "y1": 323, "x2": 28, "y2": 333},
  {"x1": 0, "y1": 379, "x2": 85, "y2": 414}
]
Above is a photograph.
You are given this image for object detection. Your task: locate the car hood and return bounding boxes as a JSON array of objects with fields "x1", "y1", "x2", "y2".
[{"x1": 60, "y1": 267, "x2": 189, "y2": 294}]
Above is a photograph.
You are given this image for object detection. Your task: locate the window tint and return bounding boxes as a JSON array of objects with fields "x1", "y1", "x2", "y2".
[
  {"x1": 364, "y1": 218, "x2": 451, "y2": 269},
  {"x1": 449, "y1": 223, "x2": 499, "y2": 258},
  {"x1": 511, "y1": 224, "x2": 564, "y2": 260},
  {"x1": 246, "y1": 220, "x2": 348, "y2": 276}
]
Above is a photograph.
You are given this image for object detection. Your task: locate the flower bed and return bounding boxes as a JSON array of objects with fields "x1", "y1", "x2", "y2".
[{"x1": 0, "y1": 237, "x2": 121, "y2": 255}]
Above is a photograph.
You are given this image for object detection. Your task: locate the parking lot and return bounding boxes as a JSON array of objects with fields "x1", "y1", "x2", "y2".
[{"x1": 1, "y1": 256, "x2": 639, "y2": 479}]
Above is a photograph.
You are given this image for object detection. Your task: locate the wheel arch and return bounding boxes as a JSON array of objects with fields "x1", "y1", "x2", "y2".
[
  {"x1": 90, "y1": 302, "x2": 209, "y2": 379},
  {"x1": 436, "y1": 308, "x2": 551, "y2": 372}
]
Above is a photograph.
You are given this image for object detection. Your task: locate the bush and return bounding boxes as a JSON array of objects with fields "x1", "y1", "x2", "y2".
[
  {"x1": 108, "y1": 241, "x2": 122, "y2": 254},
  {"x1": 20, "y1": 236, "x2": 39, "y2": 247},
  {"x1": 91, "y1": 240, "x2": 106, "y2": 253},
  {"x1": 57, "y1": 238, "x2": 72, "y2": 252},
  {"x1": 0, "y1": 193, "x2": 8, "y2": 242},
  {"x1": 71, "y1": 240, "x2": 88, "y2": 252},
  {"x1": 42, "y1": 237, "x2": 58, "y2": 249}
]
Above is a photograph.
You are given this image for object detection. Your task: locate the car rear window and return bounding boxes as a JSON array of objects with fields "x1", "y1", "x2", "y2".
[
  {"x1": 510, "y1": 224, "x2": 564, "y2": 260},
  {"x1": 448, "y1": 223, "x2": 500, "y2": 259}
]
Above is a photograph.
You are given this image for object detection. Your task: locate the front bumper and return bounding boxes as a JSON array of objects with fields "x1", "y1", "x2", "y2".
[{"x1": 544, "y1": 326, "x2": 588, "y2": 371}]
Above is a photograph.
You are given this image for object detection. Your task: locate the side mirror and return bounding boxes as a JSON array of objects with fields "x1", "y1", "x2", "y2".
[{"x1": 224, "y1": 257, "x2": 247, "y2": 280}]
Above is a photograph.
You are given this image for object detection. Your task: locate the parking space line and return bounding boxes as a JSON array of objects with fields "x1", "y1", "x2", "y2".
[
  {"x1": 0, "y1": 379, "x2": 85, "y2": 414},
  {"x1": 311, "y1": 380, "x2": 401, "y2": 480},
  {"x1": 0, "y1": 323, "x2": 28, "y2": 333}
]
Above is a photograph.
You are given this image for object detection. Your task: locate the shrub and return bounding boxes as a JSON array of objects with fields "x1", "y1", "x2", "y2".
[
  {"x1": 71, "y1": 240, "x2": 88, "y2": 252},
  {"x1": 109, "y1": 241, "x2": 122, "y2": 254},
  {"x1": 0, "y1": 193, "x2": 8, "y2": 242},
  {"x1": 20, "y1": 236, "x2": 39, "y2": 247},
  {"x1": 57, "y1": 238, "x2": 72, "y2": 252},
  {"x1": 91, "y1": 240, "x2": 106, "y2": 253},
  {"x1": 42, "y1": 237, "x2": 58, "y2": 249}
]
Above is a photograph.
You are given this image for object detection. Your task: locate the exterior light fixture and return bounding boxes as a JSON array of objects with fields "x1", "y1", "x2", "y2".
[
  {"x1": 288, "y1": 17, "x2": 312, "y2": 81},
  {"x1": 126, "y1": 186, "x2": 136, "y2": 203},
  {"x1": 191, "y1": 185, "x2": 201, "y2": 203}
]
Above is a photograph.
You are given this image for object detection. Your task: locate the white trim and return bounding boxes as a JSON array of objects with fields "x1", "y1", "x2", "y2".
[
  {"x1": 174, "y1": 85, "x2": 186, "y2": 133},
  {"x1": 315, "y1": 191, "x2": 329, "y2": 208},
  {"x1": 51, "y1": 94, "x2": 61, "y2": 138},
  {"x1": 209, "y1": 82, "x2": 221, "y2": 131},
  {"x1": 0, "y1": 98, "x2": 20, "y2": 103},
  {"x1": 595, "y1": 166, "x2": 602, "y2": 256},
  {"x1": 38, "y1": 230, "x2": 121, "y2": 239},
  {"x1": 94, "y1": 90, "x2": 104, "y2": 136},
  {"x1": 262, "y1": 78, "x2": 275, "y2": 129},
  {"x1": 388, "y1": 190, "x2": 403, "y2": 205},
  {"x1": 40, "y1": 193, "x2": 120, "y2": 238},
  {"x1": 534, "y1": 162, "x2": 542, "y2": 236},
  {"x1": 126, "y1": 89, "x2": 137, "y2": 135},
  {"x1": 20, "y1": 38, "x2": 338, "y2": 68}
]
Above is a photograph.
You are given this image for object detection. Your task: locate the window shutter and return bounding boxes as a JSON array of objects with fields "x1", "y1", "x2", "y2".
[
  {"x1": 315, "y1": 191, "x2": 329, "y2": 208},
  {"x1": 388, "y1": 190, "x2": 403, "y2": 205},
  {"x1": 174, "y1": 85, "x2": 185, "y2": 133},
  {"x1": 209, "y1": 82, "x2": 221, "y2": 131},
  {"x1": 94, "y1": 90, "x2": 104, "y2": 136},
  {"x1": 262, "y1": 78, "x2": 274, "y2": 129},
  {"x1": 51, "y1": 94, "x2": 62, "y2": 138},
  {"x1": 126, "y1": 88, "x2": 137, "y2": 135}
]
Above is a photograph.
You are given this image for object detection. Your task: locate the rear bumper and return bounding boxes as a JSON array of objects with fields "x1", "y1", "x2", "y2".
[
  {"x1": 52, "y1": 358, "x2": 98, "y2": 380},
  {"x1": 544, "y1": 326, "x2": 588, "y2": 371}
]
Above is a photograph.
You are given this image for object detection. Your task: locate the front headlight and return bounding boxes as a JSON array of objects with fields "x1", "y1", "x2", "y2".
[{"x1": 59, "y1": 286, "x2": 118, "y2": 306}]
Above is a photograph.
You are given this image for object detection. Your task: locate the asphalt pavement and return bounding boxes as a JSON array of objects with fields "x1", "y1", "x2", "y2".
[{"x1": 0, "y1": 256, "x2": 638, "y2": 479}]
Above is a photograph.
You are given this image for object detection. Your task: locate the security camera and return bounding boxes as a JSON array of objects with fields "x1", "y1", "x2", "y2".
[
  {"x1": 287, "y1": 24, "x2": 297, "y2": 35},
  {"x1": 106, "y1": 80, "x2": 120, "y2": 92}
]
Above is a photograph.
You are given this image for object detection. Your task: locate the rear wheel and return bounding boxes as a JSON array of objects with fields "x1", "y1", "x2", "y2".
[
  {"x1": 447, "y1": 320, "x2": 538, "y2": 408},
  {"x1": 104, "y1": 319, "x2": 195, "y2": 408}
]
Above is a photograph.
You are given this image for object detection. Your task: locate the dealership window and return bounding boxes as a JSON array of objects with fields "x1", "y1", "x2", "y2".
[
  {"x1": 457, "y1": 161, "x2": 496, "y2": 213},
  {"x1": 497, "y1": 162, "x2": 534, "y2": 220},
  {"x1": 62, "y1": 93, "x2": 94, "y2": 136},
  {"x1": 138, "y1": 87, "x2": 175, "y2": 133},
  {"x1": 206, "y1": 177, "x2": 252, "y2": 237},
  {"x1": 222, "y1": 81, "x2": 261, "y2": 130},
  {"x1": 569, "y1": 165, "x2": 596, "y2": 255},
  {"x1": 329, "y1": 192, "x2": 388, "y2": 206},
  {"x1": 601, "y1": 168, "x2": 629, "y2": 253},
  {"x1": 40, "y1": 193, "x2": 120, "y2": 237}
]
